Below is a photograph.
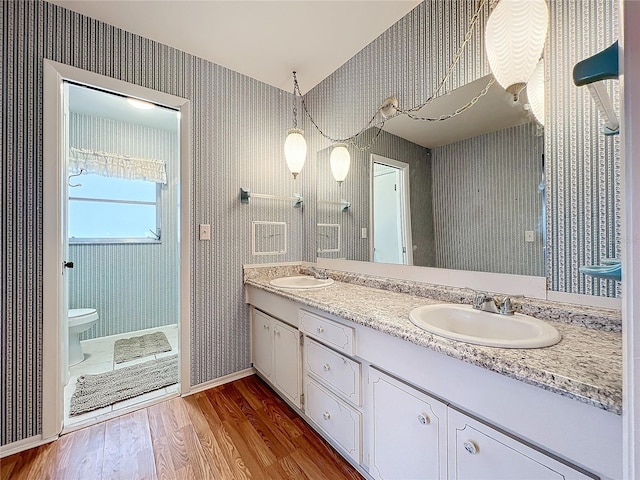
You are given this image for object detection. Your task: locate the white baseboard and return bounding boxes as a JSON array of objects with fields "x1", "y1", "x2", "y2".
[
  {"x1": 185, "y1": 367, "x2": 255, "y2": 396},
  {"x1": 0, "y1": 434, "x2": 58, "y2": 459}
]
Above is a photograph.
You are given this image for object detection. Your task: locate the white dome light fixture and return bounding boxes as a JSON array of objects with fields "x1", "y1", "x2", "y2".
[
  {"x1": 284, "y1": 128, "x2": 307, "y2": 179},
  {"x1": 330, "y1": 143, "x2": 351, "y2": 184},
  {"x1": 485, "y1": 0, "x2": 549, "y2": 101},
  {"x1": 527, "y1": 59, "x2": 545, "y2": 126},
  {"x1": 284, "y1": 71, "x2": 307, "y2": 179}
]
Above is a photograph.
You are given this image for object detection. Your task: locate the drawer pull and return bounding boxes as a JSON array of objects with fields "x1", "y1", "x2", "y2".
[
  {"x1": 323, "y1": 363, "x2": 331, "y2": 372},
  {"x1": 418, "y1": 413, "x2": 430, "y2": 425},
  {"x1": 317, "y1": 326, "x2": 325, "y2": 334},
  {"x1": 463, "y1": 440, "x2": 479, "y2": 455},
  {"x1": 323, "y1": 411, "x2": 331, "y2": 420}
]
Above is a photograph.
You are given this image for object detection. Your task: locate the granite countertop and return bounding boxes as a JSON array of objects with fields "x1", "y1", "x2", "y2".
[{"x1": 244, "y1": 266, "x2": 622, "y2": 415}]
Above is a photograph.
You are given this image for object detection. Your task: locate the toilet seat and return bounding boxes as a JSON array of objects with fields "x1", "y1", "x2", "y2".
[{"x1": 69, "y1": 308, "x2": 98, "y2": 327}]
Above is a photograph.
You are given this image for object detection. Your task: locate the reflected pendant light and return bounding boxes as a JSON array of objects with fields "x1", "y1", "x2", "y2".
[
  {"x1": 527, "y1": 59, "x2": 545, "y2": 126},
  {"x1": 284, "y1": 71, "x2": 307, "y2": 178},
  {"x1": 330, "y1": 143, "x2": 351, "y2": 184},
  {"x1": 485, "y1": 0, "x2": 549, "y2": 100},
  {"x1": 284, "y1": 128, "x2": 307, "y2": 178}
]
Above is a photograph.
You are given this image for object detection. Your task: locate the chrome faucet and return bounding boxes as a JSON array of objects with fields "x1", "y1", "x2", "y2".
[
  {"x1": 473, "y1": 292, "x2": 515, "y2": 315},
  {"x1": 308, "y1": 266, "x2": 328, "y2": 280}
]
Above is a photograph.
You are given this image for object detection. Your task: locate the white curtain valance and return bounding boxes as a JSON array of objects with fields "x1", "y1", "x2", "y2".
[{"x1": 69, "y1": 147, "x2": 167, "y2": 184}]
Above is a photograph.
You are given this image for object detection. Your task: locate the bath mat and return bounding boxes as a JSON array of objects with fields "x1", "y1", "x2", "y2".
[
  {"x1": 114, "y1": 331, "x2": 172, "y2": 363},
  {"x1": 69, "y1": 354, "x2": 178, "y2": 416}
]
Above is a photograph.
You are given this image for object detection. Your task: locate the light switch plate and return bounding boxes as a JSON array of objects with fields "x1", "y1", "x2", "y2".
[
  {"x1": 361, "y1": 228, "x2": 368, "y2": 239},
  {"x1": 525, "y1": 230, "x2": 535, "y2": 242},
  {"x1": 199, "y1": 224, "x2": 211, "y2": 241}
]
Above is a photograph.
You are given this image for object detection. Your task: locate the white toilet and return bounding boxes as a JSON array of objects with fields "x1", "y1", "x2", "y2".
[{"x1": 69, "y1": 308, "x2": 99, "y2": 366}]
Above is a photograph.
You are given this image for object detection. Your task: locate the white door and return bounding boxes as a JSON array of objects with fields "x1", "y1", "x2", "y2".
[
  {"x1": 61, "y1": 81, "x2": 71, "y2": 385},
  {"x1": 252, "y1": 309, "x2": 273, "y2": 379},
  {"x1": 273, "y1": 319, "x2": 300, "y2": 407},
  {"x1": 448, "y1": 408, "x2": 590, "y2": 479},
  {"x1": 369, "y1": 368, "x2": 447, "y2": 480},
  {"x1": 371, "y1": 156, "x2": 413, "y2": 265}
]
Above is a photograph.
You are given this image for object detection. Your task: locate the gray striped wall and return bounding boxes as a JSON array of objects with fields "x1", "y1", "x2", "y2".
[
  {"x1": 305, "y1": 0, "x2": 620, "y2": 296},
  {"x1": 432, "y1": 122, "x2": 545, "y2": 276},
  {"x1": 2, "y1": 0, "x2": 304, "y2": 445},
  {"x1": 68, "y1": 112, "x2": 180, "y2": 340}
]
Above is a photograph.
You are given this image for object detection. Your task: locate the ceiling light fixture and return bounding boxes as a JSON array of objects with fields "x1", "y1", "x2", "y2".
[
  {"x1": 485, "y1": 0, "x2": 549, "y2": 101},
  {"x1": 127, "y1": 97, "x2": 155, "y2": 110},
  {"x1": 284, "y1": 71, "x2": 307, "y2": 179}
]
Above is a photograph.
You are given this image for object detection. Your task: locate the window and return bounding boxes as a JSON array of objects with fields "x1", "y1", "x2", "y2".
[{"x1": 68, "y1": 174, "x2": 161, "y2": 243}]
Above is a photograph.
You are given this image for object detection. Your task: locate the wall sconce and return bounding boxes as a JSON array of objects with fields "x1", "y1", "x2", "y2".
[
  {"x1": 284, "y1": 71, "x2": 307, "y2": 178},
  {"x1": 527, "y1": 59, "x2": 545, "y2": 126},
  {"x1": 330, "y1": 143, "x2": 351, "y2": 184},
  {"x1": 485, "y1": 0, "x2": 549, "y2": 101}
]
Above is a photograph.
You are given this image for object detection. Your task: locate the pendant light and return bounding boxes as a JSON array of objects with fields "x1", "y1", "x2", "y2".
[
  {"x1": 284, "y1": 71, "x2": 307, "y2": 178},
  {"x1": 330, "y1": 143, "x2": 351, "y2": 184},
  {"x1": 527, "y1": 59, "x2": 545, "y2": 126},
  {"x1": 485, "y1": 0, "x2": 549, "y2": 101}
]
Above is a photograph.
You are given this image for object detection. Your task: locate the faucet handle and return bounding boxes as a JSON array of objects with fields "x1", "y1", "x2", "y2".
[
  {"x1": 499, "y1": 296, "x2": 515, "y2": 315},
  {"x1": 473, "y1": 292, "x2": 490, "y2": 309}
]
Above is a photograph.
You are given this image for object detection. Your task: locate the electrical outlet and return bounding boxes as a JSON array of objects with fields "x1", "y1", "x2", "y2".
[
  {"x1": 525, "y1": 230, "x2": 535, "y2": 242},
  {"x1": 199, "y1": 224, "x2": 211, "y2": 241}
]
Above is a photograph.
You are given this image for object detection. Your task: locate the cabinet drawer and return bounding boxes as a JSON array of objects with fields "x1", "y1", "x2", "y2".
[
  {"x1": 305, "y1": 338, "x2": 361, "y2": 406},
  {"x1": 300, "y1": 310, "x2": 355, "y2": 355},
  {"x1": 305, "y1": 377, "x2": 362, "y2": 464}
]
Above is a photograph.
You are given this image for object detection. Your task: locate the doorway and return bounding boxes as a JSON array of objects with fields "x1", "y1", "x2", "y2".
[
  {"x1": 42, "y1": 60, "x2": 191, "y2": 438},
  {"x1": 370, "y1": 155, "x2": 413, "y2": 265}
]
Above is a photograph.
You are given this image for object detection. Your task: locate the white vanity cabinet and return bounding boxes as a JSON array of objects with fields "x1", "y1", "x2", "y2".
[
  {"x1": 251, "y1": 308, "x2": 301, "y2": 408},
  {"x1": 368, "y1": 368, "x2": 447, "y2": 480},
  {"x1": 447, "y1": 408, "x2": 593, "y2": 480}
]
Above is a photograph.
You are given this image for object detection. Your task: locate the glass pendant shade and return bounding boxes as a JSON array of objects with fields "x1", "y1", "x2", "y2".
[
  {"x1": 527, "y1": 60, "x2": 545, "y2": 126},
  {"x1": 485, "y1": 0, "x2": 549, "y2": 99},
  {"x1": 284, "y1": 128, "x2": 307, "y2": 178},
  {"x1": 330, "y1": 143, "x2": 351, "y2": 184}
]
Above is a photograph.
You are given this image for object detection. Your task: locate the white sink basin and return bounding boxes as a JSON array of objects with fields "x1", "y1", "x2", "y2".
[
  {"x1": 409, "y1": 304, "x2": 561, "y2": 349},
  {"x1": 269, "y1": 275, "x2": 334, "y2": 289}
]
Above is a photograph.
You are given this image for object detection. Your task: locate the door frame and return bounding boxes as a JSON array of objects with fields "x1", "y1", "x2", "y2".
[
  {"x1": 369, "y1": 154, "x2": 414, "y2": 265},
  {"x1": 42, "y1": 60, "x2": 192, "y2": 439}
]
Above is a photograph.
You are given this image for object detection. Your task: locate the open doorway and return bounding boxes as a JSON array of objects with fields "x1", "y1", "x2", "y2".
[
  {"x1": 43, "y1": 60, "x2": 191, "y2": 438},
  {"x1": 370, "y1": 155, "x2": 413, "y2": 265}
]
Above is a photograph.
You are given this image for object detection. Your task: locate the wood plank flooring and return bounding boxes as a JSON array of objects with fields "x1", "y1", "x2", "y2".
[{"x1": 1, "y1": 375, "x2": 364, "y2": 480}]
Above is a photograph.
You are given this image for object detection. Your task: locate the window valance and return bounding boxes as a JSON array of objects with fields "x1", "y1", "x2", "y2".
[{"x1": 69, "y1": 147, "x2": 167, "y2": 184}]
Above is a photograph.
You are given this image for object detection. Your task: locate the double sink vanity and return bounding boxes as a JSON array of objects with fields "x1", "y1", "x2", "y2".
[{"x1": 244, "y1": 264, "x2": 622, "y2": 480}]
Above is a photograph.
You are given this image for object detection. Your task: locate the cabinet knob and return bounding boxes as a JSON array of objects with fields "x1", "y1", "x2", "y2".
[
  {"x1": 274, "y1": 329, "x2": 280, "y2": 335},
  {"x1": 323, "y1": 363, "x2": 331, "y2": 372},
  {"x1": 317, "y1": 326, "x2": 325, "y2": 334},
  {"x1": 263, "y1": 324, "x2": 268, "y2": 329},
  {"x1": 463, "y1": 440, "x2": 479, "y2": 455},
  {"x1": 323, "y1": 411, "x2": 331, "y2": 420},
  {"x1": 418, "y1": 413, "x2": 430, "y2": 425}
]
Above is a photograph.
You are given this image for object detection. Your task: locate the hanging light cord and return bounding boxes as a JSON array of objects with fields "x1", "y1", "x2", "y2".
[{"x1": 292, "y1": 0, "x2": 493, "y2": 149}]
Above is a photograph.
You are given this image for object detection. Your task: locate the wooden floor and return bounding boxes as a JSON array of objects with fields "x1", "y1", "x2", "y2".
[{"x1": 2, "y1": 375, "x2": 364, "y2": 480}]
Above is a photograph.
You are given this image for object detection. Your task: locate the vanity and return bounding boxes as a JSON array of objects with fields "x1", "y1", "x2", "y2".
[{"x1": 244, "y1": 265, "x2": 622, "y2": 480}]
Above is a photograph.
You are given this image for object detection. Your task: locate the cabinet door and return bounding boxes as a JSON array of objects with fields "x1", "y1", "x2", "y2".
[
  {"x1": 369, "y1": 368, "x2": 447, "y2": 480},
  {"x1": 252, "y1": 309, "x2": 273, "y2": 379},
  {"x1": 273, "y1": 319, "x2": 300, "y2": 407},
  {"x1": 448, "y1": 408, "x2": 592, "y2": 480}
]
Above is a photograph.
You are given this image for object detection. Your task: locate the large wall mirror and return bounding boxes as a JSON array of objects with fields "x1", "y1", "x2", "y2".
[
  {"x1": 317, "y1": 75, "x2": 545, "y2": 277},
  {"x1": 311, "y1": 0, "x2": 620, "y2": 297}
]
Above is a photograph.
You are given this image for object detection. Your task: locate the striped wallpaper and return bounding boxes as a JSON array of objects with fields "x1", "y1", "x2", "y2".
[
  {"x1": 305, "y1": 0, "x2": 620, "y2": 296},
  {"x1": 2, "y1": 0, "x2": 304, "y2": 445},
  {"x1": 432, "y1": 122, "x2": 545, "y2": 276},
  {"x1": 68, "y1": 112, "x2": 180, "y2": 340},
  {"x1": 1, "y1": 0, "x2": 621, "y2": 447}
]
